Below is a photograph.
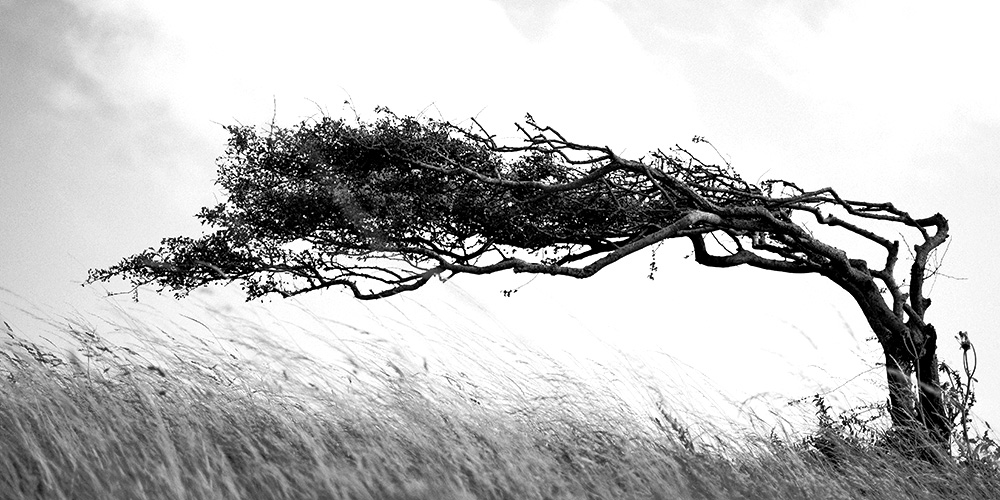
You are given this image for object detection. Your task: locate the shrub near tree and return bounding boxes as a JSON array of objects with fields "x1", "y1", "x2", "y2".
[{"x1": 90, "y1": 108, "x2": 964, "y2": 453}]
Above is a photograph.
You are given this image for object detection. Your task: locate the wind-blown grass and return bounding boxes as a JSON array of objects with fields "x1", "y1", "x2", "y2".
[{"x1": 0, "y1": 293, "x2": 997, "y2": 499}]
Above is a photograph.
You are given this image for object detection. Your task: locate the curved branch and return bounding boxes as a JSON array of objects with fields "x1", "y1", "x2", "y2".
[{"x1": 688, "y1": 234, "x2": 819, "y2": 274}]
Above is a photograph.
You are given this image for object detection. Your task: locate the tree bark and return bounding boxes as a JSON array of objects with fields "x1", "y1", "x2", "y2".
[
  {"x1": 884, "y1": 352, "x2": 917, "y2": 428},
  {"x1": 876, "y1": 320, "x2": 950, "y2": 451},
  {"x1": 916, "y1": 324, "x2": 950, "y2": 444}
]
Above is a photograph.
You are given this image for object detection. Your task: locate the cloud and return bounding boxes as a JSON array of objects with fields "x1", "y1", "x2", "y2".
[
  {"x1": 750, "y1": 3, "x2": 1000, "y2": 137},
  {"x1": 54, "y1": 0, "x2": 698, "y2": 160},
  {"x1": 65, "y1": 0, "x2": 526, "y2": 128},
  {"x1": 521, "y1": 0, "x2": 699, "y2": 151},
  {"x1": 0, "y1": 0, "x2": 222, "y2": 304}
]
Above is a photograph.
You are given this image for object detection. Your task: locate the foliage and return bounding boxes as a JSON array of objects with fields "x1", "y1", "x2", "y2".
[
  {"x1": 89, "y1": 108, "x2": 941, "y2": 304},
  {"x1": 91, "y1": 109, "x2": 755, "y2": 301},
  {"x1": 939, "y1": 331, "x2": 1000, "y2": 469}
]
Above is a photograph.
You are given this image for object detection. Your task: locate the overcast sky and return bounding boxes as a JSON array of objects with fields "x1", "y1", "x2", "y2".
[{"x1": 2, "y1": 0, "x2": 998, "y2": 430}]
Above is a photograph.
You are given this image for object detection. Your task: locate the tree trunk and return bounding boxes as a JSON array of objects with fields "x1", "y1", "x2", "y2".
[
  {"x1": 879, "y1": 324, "x2": 950, "y2": 455},
  {"x1": 831, "y1": 269, "x2": 951, "y2": 450},
  {"x1": 884, "y1": 352, "x2": 917, "y2": 428},
  {"x1": 915, "y1": 324, "x2": 950, "y2": 444}
]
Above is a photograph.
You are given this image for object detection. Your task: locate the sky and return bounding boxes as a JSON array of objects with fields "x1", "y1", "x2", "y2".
[{"x1": 1, "y1": 0, "x2": 998, "y2": 433}]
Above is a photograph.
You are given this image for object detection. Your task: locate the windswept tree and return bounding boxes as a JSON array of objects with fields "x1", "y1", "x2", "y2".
[{"x1": 90, "y1": 108, "x2": 955, "y2": 448}]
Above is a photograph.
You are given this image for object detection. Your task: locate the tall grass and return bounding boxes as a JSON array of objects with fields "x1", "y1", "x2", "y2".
[{"x1": 0, "y1": 293, "x2": 997, "y2": 499}]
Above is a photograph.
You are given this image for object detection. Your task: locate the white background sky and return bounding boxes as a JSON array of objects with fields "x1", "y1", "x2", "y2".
[{"x1": 2, "y1": 0, "x2": 998, "y2": 432}]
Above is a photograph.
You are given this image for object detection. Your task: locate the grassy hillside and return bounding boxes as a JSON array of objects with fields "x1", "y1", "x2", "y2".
[{"x1": 0, "y1": 299, "x2": 997, "y2": 500}]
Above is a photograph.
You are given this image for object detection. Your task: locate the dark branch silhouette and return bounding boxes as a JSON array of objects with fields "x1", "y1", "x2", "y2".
[{"x1": 89, "y1": 108, "x2": 954, "y2": 448}]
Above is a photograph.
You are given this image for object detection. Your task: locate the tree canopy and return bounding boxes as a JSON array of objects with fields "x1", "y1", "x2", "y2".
[{"x1": 89, "y1": 108, "x2": 954, "y2": 448}]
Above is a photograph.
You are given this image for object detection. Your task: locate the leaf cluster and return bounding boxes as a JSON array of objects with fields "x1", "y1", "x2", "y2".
[
  {"x1": 90, "y1": 110, "x2": 702, "y2": 299},
  {"x1": 88, "y1": 108, "x2": 946, "y2": 310}
]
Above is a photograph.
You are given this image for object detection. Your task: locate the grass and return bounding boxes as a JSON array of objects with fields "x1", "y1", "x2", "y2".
[{"x1": 0, "y1": 293, "x2": 998, "y2": 499}]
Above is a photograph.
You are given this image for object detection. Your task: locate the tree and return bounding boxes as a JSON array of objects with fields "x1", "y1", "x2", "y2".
[{"x1": 89, "y1": 108, "x2": 954, "y2": 449}]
